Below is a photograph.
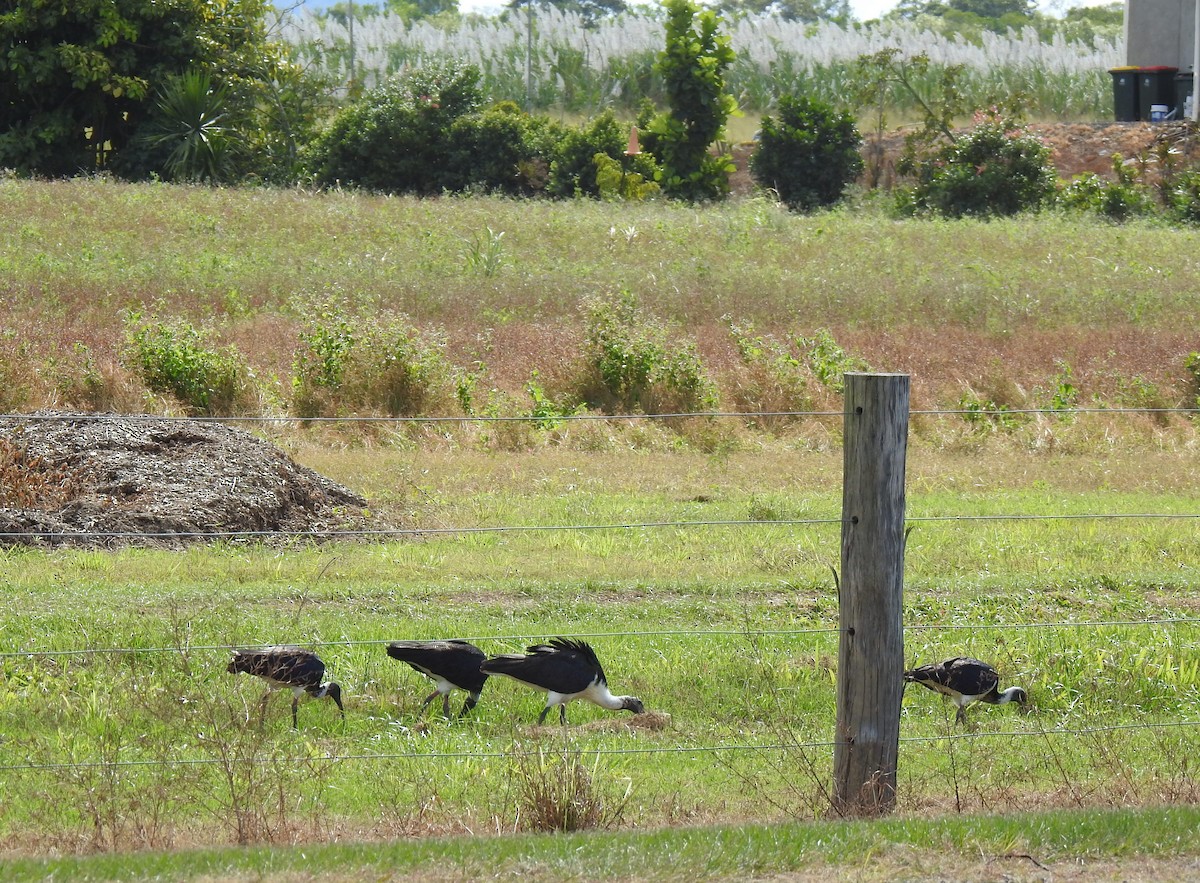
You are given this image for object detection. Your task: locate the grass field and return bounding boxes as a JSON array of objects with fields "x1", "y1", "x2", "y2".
[{"x1": 2, "y1": 180, "x2": 1200, "y2": 878}]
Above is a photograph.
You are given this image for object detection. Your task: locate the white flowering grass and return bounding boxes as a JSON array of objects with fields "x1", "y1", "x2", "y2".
[{"x1": 274, "y1": 8, "x2": 1121, "y2": 118}]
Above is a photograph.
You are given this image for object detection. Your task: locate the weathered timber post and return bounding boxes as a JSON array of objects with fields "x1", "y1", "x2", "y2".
[{"x1": 832, "y1": 372, "x2": 909, "y2": 816}]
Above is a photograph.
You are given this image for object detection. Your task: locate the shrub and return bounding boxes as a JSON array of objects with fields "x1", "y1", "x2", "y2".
[
  {"x1": 442, "y1": 103, "x2": 561, "y2": 195},
  {"x1": 1057, "y1": 156, "x2": 1156, "y2": 221},
  {"x1": 547, "y1": 109, "x2": 658, "y2": 199},
  {"x1": 305, "y1": 61, "x2": 483, "y2": 193},
  {"x1": 797, "y1": 328, "x2": 869, "y2": 394},
  {"x1": 578, "y1": 290, "x2": 716, "y2": 415},
  {"x1": 1169, "y1": 168, "x2": 1200, "y2": 225},
  {"x1": 1186, "y1": 352, "x2": 1200, "y2": 409},
  {"x1": 898, "y1": 109, "x2": 1056, "y2": 218},
  {"x1": 750, "y1": 95, "x2": 863, "y2": 211},
  {"x1": 292, "y1": 307, "x2": 458, "y2": 418},
  {"x1": 726, "y1": 320, "x2": 813, "y2": 425},
  {"x1": 509, "y1": 746, "x2": 628, "y2": 832},
  {"x1": 123, "y1": 313, "x2": 252, "y2": 416}
]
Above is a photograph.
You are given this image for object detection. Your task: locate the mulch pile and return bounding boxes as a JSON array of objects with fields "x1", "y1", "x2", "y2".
[{"x1": 0, "y1": 412, "x2": 373, "y2": 549}]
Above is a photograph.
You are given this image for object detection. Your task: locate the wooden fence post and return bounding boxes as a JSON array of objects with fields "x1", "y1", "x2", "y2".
[{"x1": 832, "y1": 372, "x2": 909, "y2": 816}]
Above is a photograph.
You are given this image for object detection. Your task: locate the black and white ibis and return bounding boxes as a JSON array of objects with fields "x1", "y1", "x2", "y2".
[
  {"x1": 904, "y1": 656, "x2": 1027, "y2": 724},
  {"x1": 385, "y1": 639, "x2": 488, "y2": 718},
  {"x1": 480, "y1": 637, "x2": 645, "y2": 725},
  {"x1": 226, "y1": 646, "x2": 345, "y2": 728}
]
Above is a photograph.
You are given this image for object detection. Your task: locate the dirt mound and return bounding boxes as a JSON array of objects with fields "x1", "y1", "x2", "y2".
[{"x1": 0, "y1": 412, "x2": 373, "y2": 549}]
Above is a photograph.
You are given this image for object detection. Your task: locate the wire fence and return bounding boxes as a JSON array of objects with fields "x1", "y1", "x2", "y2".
[
  {"x1": 2, "y1": 406, "x2": 1199, "y2": 424},
  {"x1": 2, "y1": 407, "x2": 1198, "y2": 782},
  {"x1": 6, "y1": 718, "x2": 1200, "y2": 774}
]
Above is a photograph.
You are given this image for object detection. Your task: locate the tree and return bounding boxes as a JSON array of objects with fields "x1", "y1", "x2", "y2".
[
  {"x1": 717, "y1": 0, "x2": 851, "y2": 25},
  {"x1": 0, "y1": 0, "x2": 296, "y2": 178},
  {"x1": 647, "y1": 0, "x2": 738, "y2": 201},
  {"x1": 947, "y1": 0, "x2": 1033, "y2": 18},
  {"x1": 504, "y1": 0, "x2": 629, "y2": 24}
]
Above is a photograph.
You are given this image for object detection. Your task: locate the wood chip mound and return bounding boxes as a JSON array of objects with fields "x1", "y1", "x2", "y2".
[{"x1": 0, "y1": 411, "x2": 374, "y2": 548}]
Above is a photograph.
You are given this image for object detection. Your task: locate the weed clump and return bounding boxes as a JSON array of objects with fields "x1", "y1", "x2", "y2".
[
  {"x1": 123, "y1": 312, "x2": 255, "y2": 417},
  {"x1": 509, "y1": 745, "x2": 628, "y2": 832},
  {"x1": 292, "y1": 304, "x2": 461, "y2": 419},
  {"x1": 577, "y1": 289, "x2": 716, "y2": 417}
]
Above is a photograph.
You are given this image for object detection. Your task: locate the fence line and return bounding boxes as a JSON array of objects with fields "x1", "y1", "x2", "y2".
[
  {"x1": 1, "y1": 406, "x2": 1198, "y2": 425},
  {"x1": 4, "y1": 719, "x2": 1198, "y2": 775},
  {"x1": 0, "y1": 509, "x2": 1196, "y2": 544},
  {"x1": 4, "y1": 618, "x2": 1199, "y2": 660}
]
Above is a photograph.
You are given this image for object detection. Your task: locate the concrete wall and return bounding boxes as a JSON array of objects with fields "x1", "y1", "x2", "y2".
[{"x1": 1126, "y1": 0, "x2": 1194, "y2": 68}]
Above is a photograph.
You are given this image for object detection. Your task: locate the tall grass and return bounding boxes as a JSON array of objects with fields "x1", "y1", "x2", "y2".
[
  {"x1": 3, "y1": 180, "x2": 1199, "y2": 426},
  {"x1": 273, "y1": 8, "x2": 1119, "y2": 118}
]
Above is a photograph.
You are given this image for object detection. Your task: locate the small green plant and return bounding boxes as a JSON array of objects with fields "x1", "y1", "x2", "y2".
[
  {"x1": 726, "y1": 319, "x2": 812, "y2": 423},
  {"x1": 1049, "y1": 358, "x2": 1079, "y2": 419},
  {"x1": 509, "y1": 745, "x2": 628, "y2": 832},
  {"x1": 797, "y1": 329, "x2": 869, "y2": 395},
  {"x1": 525, "y1": 371, "x2": 584, "y2": 431},
  {"x1": 958, "y1": 388, "x2": 1021, "y2": 431},
  {"x1": 1169, "y1": 168, "x2": 1200, "y2": 225},
  {"x1": 750, "y1": 95, "x2": 863, "y2": 211},
  {"x1": 461, "y1": 227, "x2": 507, "y2": 276},
  {"x1": 1185, "y1": 352, "x2": 1200, "y2": 409},
  {"x1": 124, "y1": 312, "x2": 251, "y2": 416}
]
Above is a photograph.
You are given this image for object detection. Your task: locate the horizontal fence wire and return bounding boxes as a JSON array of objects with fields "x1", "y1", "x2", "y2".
[
  {"x1": 5, "y1": 619, "x2": 1200, "y2": 660},
  {"x1": 1, "y1": 407, "x2": 1199, "y2": 425},
  {"x1": 0, "y1": 511, "x2": 1196, "y2": 542},
  {"x1": 4, "y1": 720, "x2": 1199, "y2": 774}
]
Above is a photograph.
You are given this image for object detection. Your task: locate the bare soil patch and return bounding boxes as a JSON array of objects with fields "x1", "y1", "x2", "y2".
[{"x1": 0, "y1": 412, "x2": 375, "y2": 549}]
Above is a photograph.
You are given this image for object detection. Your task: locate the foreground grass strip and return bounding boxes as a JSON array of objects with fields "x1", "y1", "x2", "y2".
[{"x1": 5, "y1": 805, "x2": 1199, "y2": 882}]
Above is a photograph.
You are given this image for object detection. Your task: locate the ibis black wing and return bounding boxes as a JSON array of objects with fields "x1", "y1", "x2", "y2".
[
  {"x1": 943, "y1": 657, "x2": 1000, "y2": 696},
  {"x1": 906, "y1": 657, "x2": 999, "y2": 696},
  {"x1": 481, "y1": 640, "x2": 602, "y2": 694},
  {"x1": 386, "y1": 640, "x2": 488, "y2": 693}
]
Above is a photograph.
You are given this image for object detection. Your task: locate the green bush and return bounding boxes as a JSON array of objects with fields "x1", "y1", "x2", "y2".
[
  {"x1": 749, "y1": 95, "x2": 863, "y2": 211},
  {"x1": 898, "y1": 109, "x2": 1056, "y2": 218},
  {"x1": 1185, "y1": 352, "x2": 1200, "y2": 409},
  {"x1": 442, "y1": 103, "x2": 564, "y2": 195},
  {"x1": 1057, "y1": 156, "x2": 1156, "y2": 222},
  {"x1": 292, "y1": 307, "x2": 457, "y2": 418},
  {"x1": 797, "y1": 328, "x2": 869, "y2": 394},
  {"x1": 726, "y1": 320, "x2": 813, "y2": 425},
  {"x1": 547, "y1": 110, "x2": 658, "y2": 199},
  {"x1": 578, "y1": 290, "x2": 716, "y2": 415},
  {"x1": 1169, "y1": 168, "x2": 1200, "y2": 225},
  {"x1": 124, "y1": 313, "x2": 251, "y2": 416},
  {"x1": 305, "y1": 61, "x2": 483, "y2": 193}
]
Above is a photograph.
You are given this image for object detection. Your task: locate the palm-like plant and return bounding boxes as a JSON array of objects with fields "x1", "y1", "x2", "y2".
[{"x1": 141, "y1": 70, "x2": 235, "y2": 183}]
